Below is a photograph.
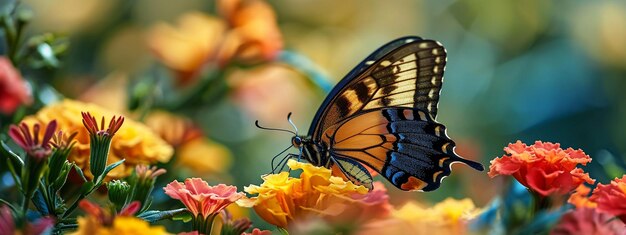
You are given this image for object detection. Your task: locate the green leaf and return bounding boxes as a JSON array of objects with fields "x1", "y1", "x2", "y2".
[
  {"x1": 277, "y1": 227, "x2": 289, "y2": 235},
  {"x1": 73, "y1": 164, "x2": 88, "y2": 183},
  {"x1": 95, "y1": 159, "x2": 125, "y2": 184},
  {"x1": 137, "y1": 208, "x2": 187, "y2": 223},
  {"x1": 36, "y1": 43, "x2": 59, "y2": 68},
  {"x1": 32, "y1": 190, "x2": 49, "y2": 215},
  {"x1": 79, "y1": 181, "x2": 94, "y2": 195},
  {"x1": 1, "y1": 140, "x2": 24, "y2": 167}
]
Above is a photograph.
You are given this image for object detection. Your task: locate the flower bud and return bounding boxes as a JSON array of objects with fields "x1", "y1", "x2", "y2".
[
  {"x1": 107, "y1": 180, "x2": 130, "y2": 210},
  {"x1": 81, "y1": 112, "x2": 124, "y2": 180}
]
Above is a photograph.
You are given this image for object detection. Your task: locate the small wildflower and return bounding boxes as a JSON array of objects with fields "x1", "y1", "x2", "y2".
[
  {"x1": 23, "y1": 99, "x2": 174, "y2": 179},
  {"x1": 128, "y1": 165, "x2": 167, "y2": 211},
  {"x1": 242, "y1": 228, "x2": 272, "y2": 235},
  {"x1": 488, "y1": 141, "x2": 595, "y2": 197},
  {"x1": 81, "y1": 112, "x2": 124, "y2": 180},
  {"x1": 590, "y1": 175, "x2": 626, "y2": 223},
  {"x1": 220, "y1": 208, "x2": 252, "y2": 235},
  {"x1": 8, "y1": 120, "x2": 57, "y2": 202},
  {"x1": 0, "y1": 205, "x2": 55, "y2": 235},
  {"x1": 47, "y1": 131, "x2": 78, "y2": 190},
  {"x1": 163, "y1": 178, "x2": 243, "y2": 234}
]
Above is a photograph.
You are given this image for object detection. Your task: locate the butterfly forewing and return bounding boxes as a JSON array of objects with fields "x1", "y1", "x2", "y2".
[{"x1": 309, "y1": 37, "x2": 447, "y2": 140}]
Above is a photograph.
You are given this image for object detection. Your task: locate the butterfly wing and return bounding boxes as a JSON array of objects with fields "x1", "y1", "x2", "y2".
[
  {"x1": 308, "y1": 36, "x2": 447, "y2": 142},
  {"x1": 328, "y1": 108, "x2": 483, "y2": 191},
  {"x1": 306, "y1": 36, "x2": 483, "y2": 191}
]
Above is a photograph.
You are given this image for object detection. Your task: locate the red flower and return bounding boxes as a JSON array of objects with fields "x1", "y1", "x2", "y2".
[
  {"x1": 551, "y1": 208, "x2": 625, "y2": 235},
  {"x1": 590, "y1": 175, "x2": 626, "y2": 223},
  {"x1": 163, "y1": 178, "x2": 243, "y2": 218},
  {"x1": 8, "y1": 120, "x2": 57, "y2": 161},
  {"x1": 488, "y1": 141, "x2": 595, "y2": 196},
  {"x1": 242, "y1": 228, "x2": 272, "y2": 235},
  {"x1": 0, "y1": 57, "x2": 31, "y2": 114}
]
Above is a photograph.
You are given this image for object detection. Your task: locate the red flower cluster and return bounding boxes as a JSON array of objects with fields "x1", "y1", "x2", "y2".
[
  {"x1": 589, "y1": 175, "x2": 626, "y2": 223},
  {"x1": 488, "y1": 141, "x2": 594, "y2": 196}
]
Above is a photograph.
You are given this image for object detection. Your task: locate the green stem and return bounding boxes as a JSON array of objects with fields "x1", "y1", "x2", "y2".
[
  {"x1": 192, "y1": 214, "x2": 218, "y2": 235},
  {"x1": 21, "y1": 195, "x2": 29, "y2": 216}
]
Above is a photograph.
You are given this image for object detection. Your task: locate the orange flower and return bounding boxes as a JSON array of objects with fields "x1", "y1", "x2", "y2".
[
  {"x1": 590, "y1": 175, "x2": 626, "y2": 223},
  {"x1": 488, "y1": 141, "x2": 595, "y2": 196},
  {"x1": 551, "y1": 208, "x2": 625, "y2": 235},
  {"x1": 0, "y1": 57, "x2": 31, "y2": 114},
  {"x1": 147, "y1": 0, "x2": 282, "y2": 85},
  {"x1": 239, "y1": 160, "x2": 389, "y2": 230},
  {"x1": 217, "y1": 0, "x2": 283, "y2": 63},
  {"x1": 163, "y1": 179, "x2": 243, "y2": 218},
  {"x1": 568, "y1": 184, "x2": 597, "y2": 209},
  {"x1": 22, "y1": 99, "x2": 174, "y2": 179}
]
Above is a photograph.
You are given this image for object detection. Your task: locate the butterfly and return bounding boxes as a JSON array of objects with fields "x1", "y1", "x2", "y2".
[{"x1": 265, "y1": 36, "x2": 484, "y2": 192}]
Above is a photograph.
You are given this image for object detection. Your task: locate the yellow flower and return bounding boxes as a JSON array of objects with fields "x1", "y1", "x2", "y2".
[
  {"x1": 23, "y1": 99, "x2": 173, "y2": 179},
  {"x1": 362, "y1": 198, "x2": 480, "y2": 235},
  {"x1": 70, "y1": 216, "x2": 170, "y2": 235},
  {"x1": 241, "y1": 160, "x2": 377, "y2": 229}
]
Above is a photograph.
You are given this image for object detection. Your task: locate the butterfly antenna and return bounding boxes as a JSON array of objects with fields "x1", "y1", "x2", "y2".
[
  {"x1": 287, "y1": 112, "x2": 299, "y2": 135},
  {"x1": 255, "y1": 120, "x2": 296, "y2": 135},
  {"x1": 270, "y1": 144, "x2": 293, "y2": 173},
  {"x1": 272, "y1": 153, "x2": 295, "y2": 173}
]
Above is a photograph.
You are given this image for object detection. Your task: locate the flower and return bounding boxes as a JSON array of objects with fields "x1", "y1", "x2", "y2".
[
  {"x1": 0, "y1": 57, "x2": 31, "y2": 114},
  {"x1": 147, "y1": 0, "x2": 282, "y2": 85},
  {"x1": 217, "y1": 0, "x2": 283, "y2": 63},
  {"x1": 82, "y1": 112, "x2": 124, "y2": 179},
  {"x1": 361, "y1": 198, "x2": 480, "y2": 235},
  {"x1": 176, "y1": 138, "x2": 232, "y2": 176},
  {"x1": 9, "y1": 120, "x2": 57, "y2": 161},
  {"x1": 551, "y1": 208, "x2": 625, "y2": 235},
  {"x1": 148, "y1": 12, "x2": 227, "y2": 84},
  {"x1": 164, "y1": 179, "x2": 243, "y2": 218},
  {"x1": 590, "y1": 175, "x2": 626, "y2": 223},
  {"x1": 0, "y1": 205, "x2": 55, "y2": 235},
  {"x1": 242, "y1": 228, "x2": 272, "y2": 235},
  {"x1": 128, "y1": 165, "x2": 167, "y2": 210},
  {"x1": 568, "y1": 184, "x2": 597, "y2": 209},
  {"x1": 71, "y1": 200, "x2": 168, "y2": 235},
  {"x1": 240, "y1": 160, "x2": 390, "y2": 230},
  {"x1": 488, "y1": 141, "x2": 595, "y2": 196},
  {"x1": 22, "y1": 99, "x2": 173, "y2": 179},
  {"x1": 163, "y1": 179, "x2": 243, "y2": 234},
  {"x1": 144, "y1": 111, "x2": 202, "y2": 148}
]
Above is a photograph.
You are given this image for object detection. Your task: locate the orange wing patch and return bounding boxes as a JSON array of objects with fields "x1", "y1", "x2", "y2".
[{"x1": 400, "y1": 176, "x2": 427, "y2": 191}]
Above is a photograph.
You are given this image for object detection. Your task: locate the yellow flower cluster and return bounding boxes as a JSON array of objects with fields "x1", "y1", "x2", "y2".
[
  {"x1": 363, "y1": 198, "x2": 480, "y2": 235},
  {"x1": 239, "y1": 160, "x2": 369, "y2": 228},
  {"x1": 70, "y1": 216, "x2": 169, "y2": 235},
  {"x1": 23, "y1": 99, "x2": 174, "y2": 179}
]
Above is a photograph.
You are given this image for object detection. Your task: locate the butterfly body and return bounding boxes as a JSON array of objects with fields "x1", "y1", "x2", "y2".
[{"x1": 290, "y1": 36, "x2": 484, "y2": 191}]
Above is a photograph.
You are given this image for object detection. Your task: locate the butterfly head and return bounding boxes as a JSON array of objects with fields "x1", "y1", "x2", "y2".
[{"x1": 291, "y1": 136, "x2": 304, "y2": 148}]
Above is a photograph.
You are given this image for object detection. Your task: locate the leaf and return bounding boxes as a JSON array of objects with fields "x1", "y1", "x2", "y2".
[
  {"x1": 1, "y1": 140, "x2": 24, "y2": 167},
  {"x1": 137, "y1": 208, "x2": 187, "y2": 223},
  {"x1": 36, "y1": 43, "x2": 59, "y2": 68},
  {"x1": 277, "y1": 227, "x2": 290, "y2": 235},
  {"x1": 79, "y1": 181, "x2": 94, "y2": 195},
  {"x1": 95, "y1": 159, "x2": 125, "y2": 184},
  {"x1": 73, "y1": 164, "x2": 87, "y2": 183},
  {"x1": 32, "y1": 190, "x2": 49, "y2": 215}
]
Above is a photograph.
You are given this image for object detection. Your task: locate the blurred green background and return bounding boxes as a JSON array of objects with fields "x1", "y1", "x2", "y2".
[{"x1": 11, "y1": 0, "x2": 626, "y2": 218}]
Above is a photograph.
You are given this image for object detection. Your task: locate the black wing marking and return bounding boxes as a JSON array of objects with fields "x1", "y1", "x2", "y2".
[{"x1": 327, "y1": 108, "x2": 483, "y2": 191}]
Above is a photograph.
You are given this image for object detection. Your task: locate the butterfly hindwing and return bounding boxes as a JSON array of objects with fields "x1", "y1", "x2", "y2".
[
  {"x1": 309, "y1": 36, "x2": 447, "y2": 141},
  {"x1": 331, "y1": 155, "x2": 374, "y2": 190},
  {"x1": 327, "y1": 107, "x2": 483, "y2": 191}
]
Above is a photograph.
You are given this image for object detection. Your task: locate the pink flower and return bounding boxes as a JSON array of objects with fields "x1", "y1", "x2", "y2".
[
  {"x1": 0, "y1": 57, "x2": 31, "y2": 114},
  {"x1": 242, "y1": 228, "x2": 272, "y2": 235},
  {"x1": 551, "y1": 208, "x2": 625, "y2": 235},
  {"x1": 163, "y1": 178, "x2": 243, "y2": 218}
]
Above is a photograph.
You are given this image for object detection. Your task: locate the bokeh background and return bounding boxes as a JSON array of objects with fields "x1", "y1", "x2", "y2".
[{"x1": 10, "y1": 0, "x2": 626, "y2": 230}]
